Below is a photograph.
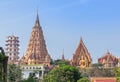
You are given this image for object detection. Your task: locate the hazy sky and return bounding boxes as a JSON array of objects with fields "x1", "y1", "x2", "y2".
[{"x1": 0, "y1": 0, "x2": 120, "y2": 63}]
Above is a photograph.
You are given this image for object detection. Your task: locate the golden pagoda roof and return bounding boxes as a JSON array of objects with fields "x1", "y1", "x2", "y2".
[
  {"x1": 21, "y1": 13, "x2": 51, "y2": 65},
  {"x1": 98, "y1": 51, "x2": 118, "y2": 64},
  {"x1": 71, "y1": 37, "x2": 92, "y2": 68},
  {"x1": 75, "y1": 37, "x2": 92, "y2": 62}
]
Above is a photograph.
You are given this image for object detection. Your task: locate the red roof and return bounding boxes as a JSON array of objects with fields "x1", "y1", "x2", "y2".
[
  {"x1": 95, "y1": 79, "x2": 116, "y2": 82},
  {"x1": 91, "y1": 77, "x2": 116, "y2": 82},
  {"x1": 98, "y1": 51, "x2": 118, "y2": 64}
]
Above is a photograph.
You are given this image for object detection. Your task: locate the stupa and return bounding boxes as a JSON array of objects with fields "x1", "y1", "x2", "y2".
[{"x1": 20, "y1": 13, "x2": 51, "y2": 79}]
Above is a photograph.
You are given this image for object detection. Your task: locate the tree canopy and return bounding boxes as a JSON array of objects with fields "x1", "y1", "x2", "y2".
[
  {"x1": 43, "y1": 65, "x2": 82, "y2": 82},
  {"x1": 0, "y1": 47, "x2": 7, "y2": 82},
  {"x1": 115, "y1": 67, "x2": 120, "y2": 82},
  {"x1": 8, "y1": 64, "x2": 22, "y2": 82},
  {"x1": 80, "y1": 67, "x2": 115, "y2": 77},
  {"x1": 77, "y1": 77, "x2": 90, "y2": 82},
  {"x1": 51, "y1": 59, "x2": 70, "y2": 66}
]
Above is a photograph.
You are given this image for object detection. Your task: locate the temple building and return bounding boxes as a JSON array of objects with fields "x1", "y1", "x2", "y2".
[
  {"x1": 98, "y1": 51, "x2": 118, "y2": 68},
  {"x1": 20, "y1": 13, "x2": 51, "y2": 79},
  {"x1": 5, "y1": 35, "x2": 19, "y2": 64},
  {"x1": 70, "y1": 38, "x2": 92, "y2": 68}
]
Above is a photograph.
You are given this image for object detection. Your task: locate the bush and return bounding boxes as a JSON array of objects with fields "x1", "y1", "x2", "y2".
[{"x1": 77, "y1": 77, "x2": 90, "y2": 82}]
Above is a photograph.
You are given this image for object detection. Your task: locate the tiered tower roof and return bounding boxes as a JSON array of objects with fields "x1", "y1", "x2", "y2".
[
  {"x1": 5, "y1": 35, "x2": 19, "y2": 64},
  {"x1": 21, "y1": 14, "x2": 51, "y2": 66}
]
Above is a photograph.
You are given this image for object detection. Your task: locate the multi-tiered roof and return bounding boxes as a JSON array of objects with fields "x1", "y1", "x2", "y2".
[
  {"x1": 5, "y1": 35, "x2": 19, "y2": 64},
  {"x1": 21, "y1": 14, "x2": 51, "y2": 66},
  {"x1": 98, "y1": 51, "x2": 118, "y2": 68},
  {"x1": 71, "y1": 38, "x2": 92, "y2": 68}
]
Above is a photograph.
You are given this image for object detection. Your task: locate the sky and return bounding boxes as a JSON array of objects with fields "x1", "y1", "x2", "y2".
[{"x1": 0, "y1": 0, "x2": 120, "y2": 63}]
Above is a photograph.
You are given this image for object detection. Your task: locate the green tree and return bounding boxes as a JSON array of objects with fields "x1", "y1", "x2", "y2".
[
  {"x1": 0, "y1": 47, "x2": 8, "y2": 82},
  {"x1": 43, "y1": 65, "x2": 82, "y2": 82},
  {"x1": 77, "y1": 77, "x2": 90, "y2": 82},
  {"x1": 115, "y1": 67, "x2": 120, "y2": 82},
  {"x1": 52, "y1": 59, "x2": 70, "y2": 66},
  {"x1": 0, "y1": 52, "x2": 6, "y2": 82},
  {"x1": 8, "y1": 64, "x2": 22, "y2": 82}
]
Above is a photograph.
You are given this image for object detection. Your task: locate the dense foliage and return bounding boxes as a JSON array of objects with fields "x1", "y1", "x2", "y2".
[
  {"x1": 43, "y1": 65, "x2": 82, "y2": 82},
  {"x1": 77, "y1": 77, "x2": 90, "y2": 82},
  {"x1": 8, "y1": 64, "x2": 22, "y2": 82},
  {"x1": 51, "y1": 59, "x2": 70, "y2": 66},
  {"x1": 0, "y1": 53, "x2": 5, "y2": 82},
  {"x1": 115, "y1": 67, "x2": 120, "y2": 82},
  {"x1": 80, "y1": 66, "x2": 115, "y2": 77}
]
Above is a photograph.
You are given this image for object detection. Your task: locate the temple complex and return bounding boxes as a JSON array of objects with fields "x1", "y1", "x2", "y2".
[
  {"x1": 98, "y1": 51, "x2": 118, "y2": 68},
  {"x1": 5, "y1": 35, "x2": 19, "y2": 64},
  {"x1": 20, "y1": 13, "x2": 51, "y2": 79},
  {"x1": 70, "y1": 38, "x2": 92, "y2": 68}
]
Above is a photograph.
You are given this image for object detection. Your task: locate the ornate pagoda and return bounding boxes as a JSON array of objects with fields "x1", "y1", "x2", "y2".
[
  {"x1": 5, "y1": 35, "x2": 19, "y2": 64},
  {"x1": 20, "y1": 13, "x2": 51, "y2": 79},
  {"x1": 98, "y1": 51, "x2": 118, "y2": 68},
  {"x1": 70, "y1": 38, "x2": 92, "y2": 68}
]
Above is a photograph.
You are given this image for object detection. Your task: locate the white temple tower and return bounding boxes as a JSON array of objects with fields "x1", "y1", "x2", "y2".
[{"x1": 5, "y1": 35, "x2": 19, "y2": 64}]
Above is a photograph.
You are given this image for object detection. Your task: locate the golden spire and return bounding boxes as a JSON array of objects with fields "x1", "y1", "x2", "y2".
[
  {"x1": 35, "y1": 11, "x2": 40, "y2": 27},
  {"x1": 21, "y1": 13, "x2": 51, "y2": 66}
]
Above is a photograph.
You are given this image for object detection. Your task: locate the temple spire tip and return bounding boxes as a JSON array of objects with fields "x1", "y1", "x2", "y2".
[{"x1": 35, "y1": 10, "x2": 40, "y2": 26}]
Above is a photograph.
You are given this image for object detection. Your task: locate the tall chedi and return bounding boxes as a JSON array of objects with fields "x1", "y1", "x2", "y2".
[{"x1": 20, "y1": 13, "x2": 51, "y2": 79}]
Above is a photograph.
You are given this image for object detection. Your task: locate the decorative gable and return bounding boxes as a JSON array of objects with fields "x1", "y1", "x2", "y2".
[{"x1": 71, "y1": 38, "x2": 92, "y2": 68}]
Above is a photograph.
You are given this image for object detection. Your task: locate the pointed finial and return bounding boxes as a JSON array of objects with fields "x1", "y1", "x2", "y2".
[
  {"x1": 80, "y1": 36, "x2": 83, "y2": 43},
  {"x1": 35, "y1": 9, "x2": 40, "y2": 27},
  {"x1": 107, "y1": 49, "x2": 110, "y2": 54},
  {"x1": 62, "y1": 49, "x2": 65, "y2": 60},
  {"x1": 36, "y1": 9, "x2": 39, "y2": 22},
  {"x1": 77, "y1": 36, "x2": 83, "y2": 49},
  {"x1": 36, "y1": 5, "x2": 39, "y2": 21}
]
